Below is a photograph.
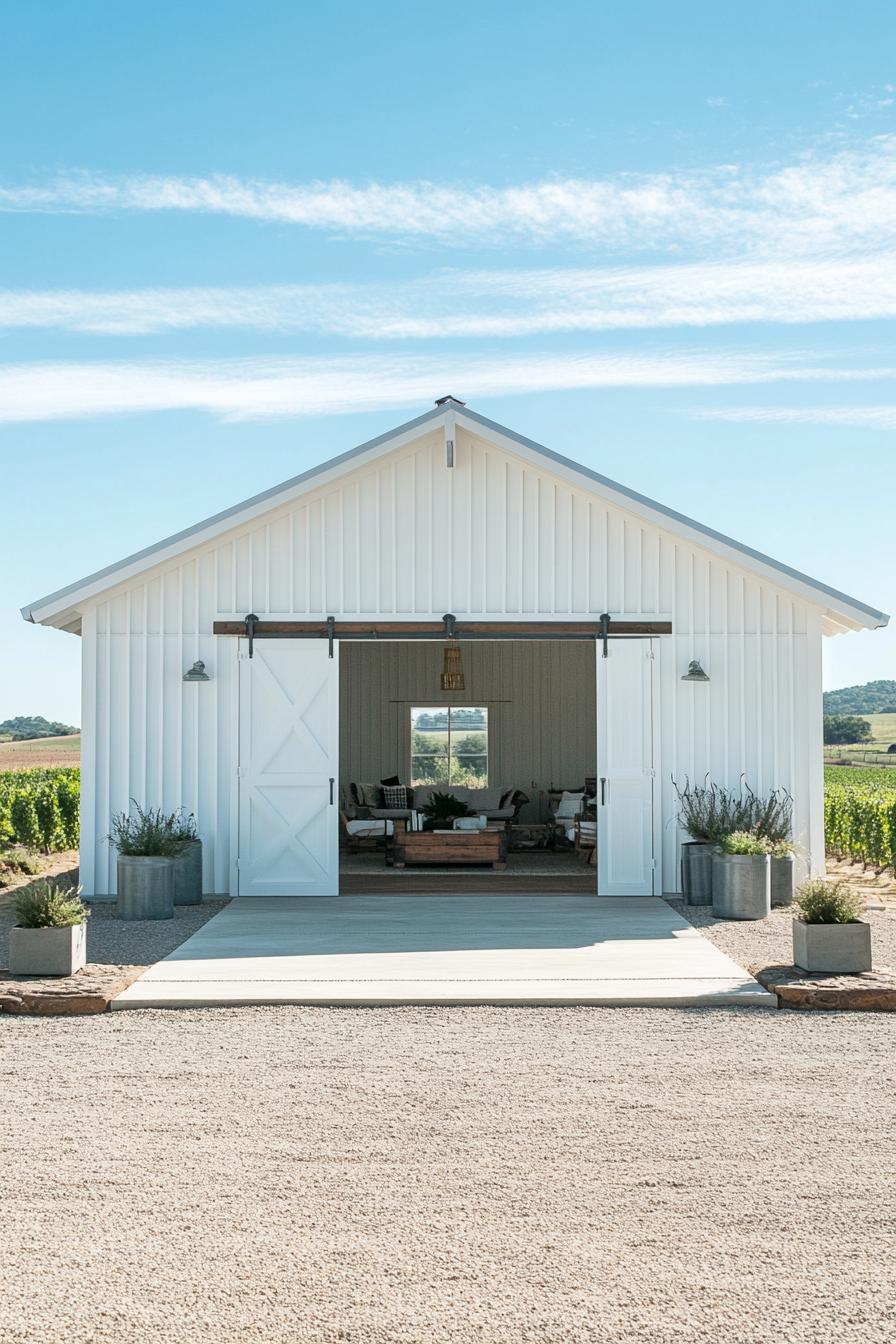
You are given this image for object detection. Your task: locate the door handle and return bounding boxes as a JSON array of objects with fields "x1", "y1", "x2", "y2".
[
  {"x1": 600, "y1": 777, "x2": 608, "y2": 805},
  {"x1": 329, "y1": 777, "x2": 335, "y2": 805}
]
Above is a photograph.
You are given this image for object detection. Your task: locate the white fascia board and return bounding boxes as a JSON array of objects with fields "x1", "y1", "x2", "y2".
[
  {"x1": 456, "y1": 408, "x2": 889, "y2": 635},
  {"x1": 21, "y1": 406, "x2": 448, "y2": 628}
]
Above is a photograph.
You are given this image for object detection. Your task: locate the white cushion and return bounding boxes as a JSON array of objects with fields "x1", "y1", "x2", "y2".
[
  {"x1": 566, "y1": 821, "x2": 596, "y2": 843},
  {"x1": 346, "y1": 819, "x2": 393, "y2": 837},
  {"x1": 555, "y1": 791, "x2": 584, "y2": 819}
]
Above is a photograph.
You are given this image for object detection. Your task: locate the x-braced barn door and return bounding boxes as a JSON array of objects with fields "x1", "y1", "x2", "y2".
[
  {"x1": 238, "y1": 640, "x2": 339, "y2": 896},
  {"x1": 597, "y1": 638, "x2": 656, "y2": 896}
]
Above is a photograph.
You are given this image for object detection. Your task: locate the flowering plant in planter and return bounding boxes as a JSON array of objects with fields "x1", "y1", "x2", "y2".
[
  {"x1": 711, "y1": 830, "x2": 771, "y2": 920},
  {"x1": 792, "y1": 878, "x2": 871, "y2": 973},
  {"x1": 674, "y1": 779, "x2": 757, "y2": 904},
  {"x1": 108, "y1": 802, "x2": 191, "y2": 921},
  {"x1": 168, "y1": 808, "x2": 203, "y2": 906},
  {"x1": 10, "y1": 880, "x2": 89, "y2": 976},
  {"x1": 109, "y1": 803, "x2": 190, "y2": 858}
]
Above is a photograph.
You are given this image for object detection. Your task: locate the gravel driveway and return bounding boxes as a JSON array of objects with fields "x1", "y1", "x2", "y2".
[{"x1": 2, "y1": 1005, "x2": 894, "y2": 1344}]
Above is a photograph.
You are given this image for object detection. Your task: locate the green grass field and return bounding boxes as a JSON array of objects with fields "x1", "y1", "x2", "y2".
[{"x1": 824, "y1": 712, "x2": 896, "y2": 765}]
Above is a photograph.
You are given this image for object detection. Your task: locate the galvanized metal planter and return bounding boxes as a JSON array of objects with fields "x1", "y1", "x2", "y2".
[
  {"x1": 770, "y1": 854, "x2": 795, "y2": 907},
  {"x1": 711, "y1": 853, "x2": 770, "y2": 920},
  {"x1": 173, "y1": 839, "x2": 203, "y2": 905},
  {"x1": 117, "y1": 855, "x2": 175, "y2": 921},
  {"x1": 9, "y1": 923, "x2": 86, "y2": 976},
  {"x1": 793, "y1": 920, "x2": 872, "y2": 973},
  {"x1": 681, "y1": 842, "x2": 714, "y2": 904}
]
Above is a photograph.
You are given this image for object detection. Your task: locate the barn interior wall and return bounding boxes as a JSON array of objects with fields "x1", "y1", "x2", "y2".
[{"x1": 339, "y1": 640, "x2": 597, "y2": 822}]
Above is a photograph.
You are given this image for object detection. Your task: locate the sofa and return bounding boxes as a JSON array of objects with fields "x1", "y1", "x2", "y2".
[{"x1": 349, "y1": 781, "x2": 528, "y2": 824}]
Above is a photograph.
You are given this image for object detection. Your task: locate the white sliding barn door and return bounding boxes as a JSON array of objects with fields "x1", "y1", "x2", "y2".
[
  {"x1": 597, "y1": 639, "x2": 655, "y2": 896},
  {"x1": 238, "y1": 640, "x2": 339, "y2": 896}
]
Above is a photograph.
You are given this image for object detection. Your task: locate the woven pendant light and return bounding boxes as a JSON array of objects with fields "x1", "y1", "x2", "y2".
[{"x1": 440, "y1": 643, "x2": 465, "y2": 692}]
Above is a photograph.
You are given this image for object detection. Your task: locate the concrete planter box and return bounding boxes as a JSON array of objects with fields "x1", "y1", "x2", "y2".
[
  {"x1": 173, "y1": 839, "x2": 203, "y2": 905},
  {"x1": 9, "y1": 923, "x2": 86, "y2": 976},
  {"x1": 793, "y1": 919, "x2": 872, "y2": 974},
  {"x1": 770, "y1": 854, "x2": 795, "y2": 907},
  {"x1": 681, "y1": 842, "x2": 713, "y2": 904},
  {"x1": 712, "y1": 852, "x2": 770, "y2": 920},
  {"x1": 117, "y1": 855, "x2": 174, "y2": 921}
]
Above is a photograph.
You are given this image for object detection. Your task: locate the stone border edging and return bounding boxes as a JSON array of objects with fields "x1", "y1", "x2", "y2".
[
  {"x1": 756, "y1": 964, "x2": 896, "y2": 1011},
  {"x1": 0, "y1": 964, "x2": 143, "y2": 1015}
]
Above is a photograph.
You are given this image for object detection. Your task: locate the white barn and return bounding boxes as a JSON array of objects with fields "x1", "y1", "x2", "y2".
[{"x1": 22, "y1": 398, "x2": 888, "y2": 899}]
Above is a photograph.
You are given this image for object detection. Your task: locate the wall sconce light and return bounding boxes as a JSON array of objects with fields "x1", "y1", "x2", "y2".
[
  {"x1": 183, "y1": 660, "x2": 210, "y2": 682},
  {"x1": 681, "y1": 659, "x2": 709, "y2": 683}
]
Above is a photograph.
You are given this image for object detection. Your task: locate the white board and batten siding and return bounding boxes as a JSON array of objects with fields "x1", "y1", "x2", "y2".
[{"x1": 78, "y1": 422, "x2": 825, "y2": 897}]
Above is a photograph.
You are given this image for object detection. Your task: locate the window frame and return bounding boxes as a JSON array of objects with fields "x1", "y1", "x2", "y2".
[{"x1": 410, "y1": 706, "x2": 489, "y2": 787}]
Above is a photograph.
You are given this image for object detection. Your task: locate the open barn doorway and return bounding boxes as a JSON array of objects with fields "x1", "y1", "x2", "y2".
[
  {"x1": 338, "y1": 638, "x2": 600, "y2": 894},
  {"x1": 234, "y1": 622, "x2": 658, "y2": 898}
]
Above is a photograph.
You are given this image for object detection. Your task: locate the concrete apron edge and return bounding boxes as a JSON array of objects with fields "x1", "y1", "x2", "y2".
[{"x1": 112, "y1": 984, "x2": 777, "y2": 1010}]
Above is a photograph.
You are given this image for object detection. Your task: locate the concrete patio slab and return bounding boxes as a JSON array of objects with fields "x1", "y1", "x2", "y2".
[{"x1": 112, "y1": 895, "x2": 776, "y2": 1009}]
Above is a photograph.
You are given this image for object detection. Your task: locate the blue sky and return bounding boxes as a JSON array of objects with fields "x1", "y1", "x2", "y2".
[{"x1": 1, "y1": 0, "x2": 894, "y2": 725}]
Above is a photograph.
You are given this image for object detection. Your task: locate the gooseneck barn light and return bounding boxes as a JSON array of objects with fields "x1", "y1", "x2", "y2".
[
  {"x1": 681, "y1": 659, "x2": 710, "y2": 683},
  {"x1": 183, "y1": 660, "x2": 210, "y2": 682}
]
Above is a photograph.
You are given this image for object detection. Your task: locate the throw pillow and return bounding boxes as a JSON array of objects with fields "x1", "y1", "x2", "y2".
[
  {"x1": 355, "y1": 782, "x2": 383, "y2": 808},
  {"x1": 382, "y1": 784, "x2": 408, "y2": 809},
  {"x1": 380, "y1": 775, "x2": 401, "y2": 787},
  {"x1": 556, "y1": 790, "x2": 585, "y2": 819}
]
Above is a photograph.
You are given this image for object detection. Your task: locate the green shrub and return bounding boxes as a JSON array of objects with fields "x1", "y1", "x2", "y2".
[
  {"x1": 0, "y1": 768, "x2": 80, "y2": 856},
  {"x1": 34, "y1": 785, "x2": 63, "y2": 852},
  {"x1": 795, "y1": 878, "x2": 864, "y2": 924},
  {"x1": 10, "y1": 792, "x2": 40, "y2": 848},
  {"x1": 15, "y1": 881, "x2": 88, "y2": 928},
  {"x1": 752, "y1": 789, "x2": 793, "y2": 845},
  {"x1": 2, "y1": 846, "x2": 43, "y2": 875},
  {"x1": 419, "y1": 791, "x2": 472, "y2": 829},
  {"x1": 56, "y1": 776, "x2": 80, "y2": 848},
  {"x1": 108, "y1": 802, "x2": 190, "y2": 857},
  {"x1": 169, "y1": 808, "x2": 197, "y2": 843},
  {"x1": 825, "y1": 768, "x2": 896, "y2": 873},
  {"x1": 675, "y1": 779, "x2": 794, "y2": 846},
  {"x1": 717, "y1": 830, "x2": 769, "y2": 856}
]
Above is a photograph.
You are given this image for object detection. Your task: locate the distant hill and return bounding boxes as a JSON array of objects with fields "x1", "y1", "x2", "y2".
[
  {"x1": 0, "y1": 715, "x2": 80, "y2": 741},
  {"x1": 823, "y1": 680, "x2": 896, "y2": 715}
]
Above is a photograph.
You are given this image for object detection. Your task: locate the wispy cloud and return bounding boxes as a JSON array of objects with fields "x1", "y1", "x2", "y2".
[
  {"x1": 1, "y1": 137, "x2": 894, "y2": 254},
  {"x1": 691, "y1": 405, "x2": 896, "y2": 428},
  {"x1": 3, "y1": 251, "x2": 895, "y2": 337},
  {"x1": 0, "y1": 351, "x2": 891, "y2": 423}
]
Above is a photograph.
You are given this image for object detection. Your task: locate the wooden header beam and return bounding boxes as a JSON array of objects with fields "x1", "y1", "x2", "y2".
[{"x1": 213, "y1": 618, "x2": 672, "y2": 640}]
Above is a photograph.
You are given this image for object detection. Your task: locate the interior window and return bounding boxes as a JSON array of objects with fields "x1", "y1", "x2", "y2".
[{"x1": 410, "y1": 707, "x2": 488, "y2": 787}]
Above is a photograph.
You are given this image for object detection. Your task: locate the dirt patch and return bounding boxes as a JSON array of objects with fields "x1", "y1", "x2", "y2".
[
  {"x1": 825, "y1": 853, "x2": 896, "y2": 901},
  {"x1": 0, "y1": 735, "x2": 80, "y2": 769},
  {"x1": 0, "y1": 852, "x2": 79, "y2": 913}
]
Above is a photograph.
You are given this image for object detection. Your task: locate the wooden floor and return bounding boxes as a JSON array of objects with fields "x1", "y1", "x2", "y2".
[{"x1": 340, "y1": 849, "x2": 596, "y2": 894}]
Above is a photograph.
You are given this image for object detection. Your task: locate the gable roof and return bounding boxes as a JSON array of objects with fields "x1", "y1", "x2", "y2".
[{"x1": 21, "y1": 397, "x2": 889, "y2": 635}]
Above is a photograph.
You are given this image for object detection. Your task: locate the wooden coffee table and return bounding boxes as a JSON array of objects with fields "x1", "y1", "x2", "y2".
[{"x1": 388, "y1": 823, "x2": 508, "y2": 870}]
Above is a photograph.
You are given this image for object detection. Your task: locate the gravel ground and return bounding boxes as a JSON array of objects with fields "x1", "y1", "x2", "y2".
[
  {"x1": 0, "y1": 894, "x2": 226, "y2": 971},
  {"x1": 668, "y1": 862, "x2": 896, "y2": 973},
  {"x1": 2, "y1": 1005, "x2": 894, "y2": 1344}
]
